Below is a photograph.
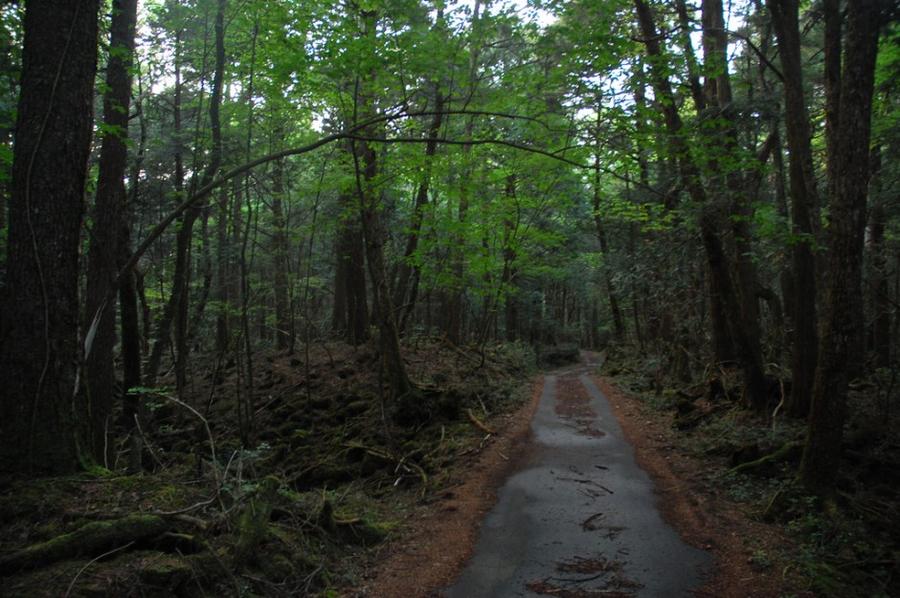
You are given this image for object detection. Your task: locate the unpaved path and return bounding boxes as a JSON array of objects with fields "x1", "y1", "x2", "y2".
[{"x1": 444, "y1": 355, "x2": 710, "y2": 597}]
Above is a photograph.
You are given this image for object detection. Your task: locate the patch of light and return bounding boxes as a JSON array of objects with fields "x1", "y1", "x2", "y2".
[{"x1": 455, "y1": 0, "x2": 557, "y2": 28}]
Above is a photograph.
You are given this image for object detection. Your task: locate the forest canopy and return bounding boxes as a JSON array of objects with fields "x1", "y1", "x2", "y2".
[{"x1": 0, "y1": 0, "x2": 898, "y2": 557}]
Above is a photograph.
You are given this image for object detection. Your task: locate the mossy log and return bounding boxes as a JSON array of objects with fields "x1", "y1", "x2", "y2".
[
  {"x1": 0, "y1": 514, "x2": 169, "y2": 575},
  {"x1": 729, "y1": 441, "x2": 803, "y2": 476}
]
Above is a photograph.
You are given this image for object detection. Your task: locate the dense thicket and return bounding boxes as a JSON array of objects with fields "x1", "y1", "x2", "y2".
[{"x1": 0, "y1": 0, "x2": 897, "y2": 497}]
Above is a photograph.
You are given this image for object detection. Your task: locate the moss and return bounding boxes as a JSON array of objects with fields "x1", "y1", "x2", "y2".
[
  {"x1": 152, "y1": 484, "x2": 182, "y2": 506},
  {"x1": 233, "y1": 476, "x2": 280, "y2": 567},
  {"x1": 83, "y1": 465, "x2": 114, "y2": 478},
  {"x1": 138, "y1": 553, "x2": 193, "y2": 591},
  {"x1": 0, "y1": 514, "x2": 168, "y2": 574},
  {"x1": 0, "y1": 479, "x2": 75, "y2": 525},
  {"x1": 318, "y1": 499, "x2": 393, "y2": 547},
  {"x1": 110, "y1": 474, "x2": 145, "y2": 491}
]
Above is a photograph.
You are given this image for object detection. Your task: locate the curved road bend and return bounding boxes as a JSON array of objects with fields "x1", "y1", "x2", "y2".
[{"x1": 445, "y1": 355, "x2": 710, "y2": 597}]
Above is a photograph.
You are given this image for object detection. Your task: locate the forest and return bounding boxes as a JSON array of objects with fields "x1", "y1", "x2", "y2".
[{"x1": 0, "y1": 0, "x2": 898, "y2": 596}]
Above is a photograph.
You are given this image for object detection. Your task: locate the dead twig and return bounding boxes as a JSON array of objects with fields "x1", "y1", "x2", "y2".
[{"x1": 64, "y1": 541, "x2": 135, "y2": 598}]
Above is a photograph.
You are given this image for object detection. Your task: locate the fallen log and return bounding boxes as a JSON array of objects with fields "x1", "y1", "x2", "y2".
[{"x1": 0, "y1": 514, "x2": 169, "y2": 575}]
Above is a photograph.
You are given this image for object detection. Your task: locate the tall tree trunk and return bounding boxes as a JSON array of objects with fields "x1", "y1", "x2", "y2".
[
  {"x1": 392, "y1": 88, "x2": 444, "y2": 331},
  {"x1": 705, "y1": 0, "x2": 767, "y2": 409},
  {"x1": 215, "y1": 184, "x2": 230, "y2": 353},
  {"x1": 768, "y1": 0, "x2": 821, "y2": 417},
  {"x1": 118, "y1": 216, "x2": 143, "y2": 473},
  {"x1": 800, "y1": 0, "x2": 882, "y2": 496},
  {"x1": 772, "y1": 124, "x2": 796, "y2": 360},
  {"x1": 634, "y1": 0, "x2": 768, "y2": 408},
  {"x1": 673, "y1": 0, "x2": 706, "y2": 112},
  {"x1": 84, "y1": 0, "x2": 139, "y2": 463},
  {"x1": 120, "y1": 59, "x2": 147, "y2": 473},
  {"x1": 353, "y1": 9, "x2": 412, "y2": 399},
  {"x1": 0, "y1": 0, "x2": 100, "y2": 474},
  {"x1": 592, "y1": 166, "x2": 625, "y2": 342},
  {"x1": 355, "y1": 135, "x2": 412, "y2": 398},
  {"x1": 868, "y1": 147, "x2": 890, "y2": 367},
  {"x1": 146, "y1": 2, "x2": 225, "y2": 390},
  {"x1": 444, "y1": 0, "x2": 483, "y2": 345},
  {"x1": 235, "y1": 12, "x2": 259, "y2": 444},
  {"x1": 145, "y1": 30, "x2": 187, "y2": 387},
  {"x1": 271, "y1": 148, "x2": 292, "y2": 351},
  {"x1": 333, "y1": 182, "x2": 370, "y2": 345}
]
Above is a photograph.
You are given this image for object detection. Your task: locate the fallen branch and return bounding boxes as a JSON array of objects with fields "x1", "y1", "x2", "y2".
[
  {"x1": 467, "y1": 408, "x2": 495, "y2": 435},
  {"x1": 342, "y1": 442, "x2": 428, "y2": 491},
  {"x1": 64, "y1": 541, "x2": 135, "y2": 598}
]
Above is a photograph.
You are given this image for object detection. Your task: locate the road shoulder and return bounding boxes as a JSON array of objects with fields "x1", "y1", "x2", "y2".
[
  {"x1": 352, "y1": 376, "x2": 544, "y2": 597},
  {"x1": 594, "y1": 375, "x2": 805, "y2": 598}
]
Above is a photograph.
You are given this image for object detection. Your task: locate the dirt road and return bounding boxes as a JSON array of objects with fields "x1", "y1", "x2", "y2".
[{"x1": 444, "y1": 357, "x2": 710, "y2": 597}]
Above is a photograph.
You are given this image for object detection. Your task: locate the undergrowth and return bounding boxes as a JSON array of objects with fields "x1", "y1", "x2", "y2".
[{"x1": 0, "y1": 337, "x2": 535, "y2": 597}]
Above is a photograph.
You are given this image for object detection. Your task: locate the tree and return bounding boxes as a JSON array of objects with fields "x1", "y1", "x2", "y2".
[
  {"x1": 633, "y1": 0, "x2": 769, "y2": 410},
  {"x1": 351, "y1": 7, "x2": 413, "y2": 400},
  {"x1": 767, "y1": 0, "x2": 819, "y2": 418},
  {"x1": 0, "y1": 0, "x2": 101, "y2": 474},
  {"x1": 800, "y1": 0, "x2": 885, "y2": 496},
  {"x1": 84, "y1": 0, "x2": 140, "y2": 465}
]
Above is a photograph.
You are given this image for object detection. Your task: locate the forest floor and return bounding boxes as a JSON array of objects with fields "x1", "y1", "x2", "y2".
[
  {"x1": 0, "y1": 338, "x2": 537, "y2": 597},
  {"x1": 1, "y1": 343, "x2": 896, "y2": 597}
]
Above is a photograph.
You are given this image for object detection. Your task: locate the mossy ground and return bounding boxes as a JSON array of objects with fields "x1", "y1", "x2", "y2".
[{"x1": 0, "y1": 338, "x2": 535, "y2": 597}]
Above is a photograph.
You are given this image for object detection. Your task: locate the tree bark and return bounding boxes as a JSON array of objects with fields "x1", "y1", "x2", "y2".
[
  {"x1": 444, "y1": 0, "x2": 484, "y2": 346},
  {"x1": 145, "y1": 29, "x2": 187, "y2": 387},
  {"x1": 867, "y1": 147, "x2": 889, "y2": 367},
  {"x1": 592, "y1": 159, "x2": 625, "y2": 342},
  {"x1": 392, "y1": 89, "x2": 444, "y2": 331},
  {"x1": 215, "y1": 184, "x2": 230, "y2": 353},
  {"x1": 800, "y1": 0, "x2": 882, "y2": 496},
  {"x1": 333, "y1": 182, "x2": 370, "y2": 345},
  {"x1": 767, "y1": 0, "x2": 820, "y2": 417},
  {"x1": 120, "y1": 61, "x2": 147, "y2": 473},
  {"x1": 0, "y1": 0, "x2": 101, "y2": 474},
  {"x1": 704, "y1": 0, "x2": 768, "y2": 409},
  {"x1": 84, "y1": 0, "x2": 139, "y2": 463},
  {"x1": 271, "y1": 150, "x2": 292, "y2": 351},
  {"x1": 146, "y1": 2, "x2": 225, "y2": 390}
]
